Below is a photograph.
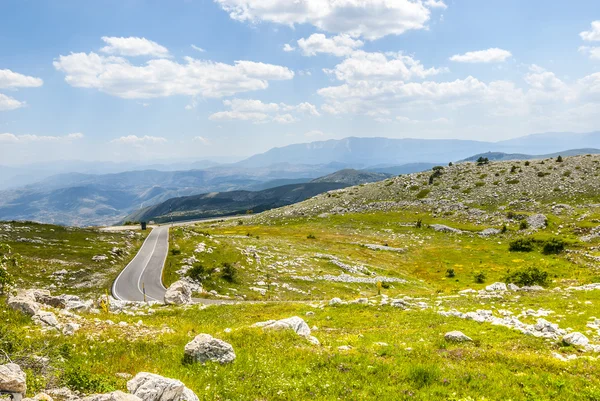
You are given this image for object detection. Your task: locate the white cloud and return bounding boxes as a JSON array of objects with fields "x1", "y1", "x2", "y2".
[
  {"x1": 425, "y1": 0, "x2": 447, "y2": 9},
  {"x1": 0, "y1": 93, "x2": 24, "y2": 111},
  {"x1": 283, "y1": 44, "x2": 295, "y2": 52},
  {"x1": 0, "y1": 69, "x2": 44, "y2": 89},
  {"x1": 324, "y1": 51, "x2": 445, "y2": 83},
  {"x1": 100, "y1": 36, "x2": 170, "y2": 58},
  {"x1": 450, "y1": 48, "x2": 512, "y2": 63},
  {"x1": 209, "y1": 98, "x2": 319, "y2": 123},
  {"x1": 215, "y1": 0, "x2": 444, "y2": 40},
  {"x1": 0, "y1": 132, "x2": 83, "y2": 143},
  {"x1": 54, "y1": 47, "x2": 294, "y2": 99},
  {"x1": 110, "y1": 135, "x2": 167, "y2": 145},
  {"x1": 579, "y1": 46, "x2": 600, "y2": 60},
  {"x1": 191, "y1": 45, "x2": 206, "y2": 53},
  {"x1": 580, "y1": 21, "x2": 600, "y2": 42},
  {"x1": 304, "y1": 130, "x2": 325, "y2": 137},
  {"x1": 297, "y1": 34, "x2": 363, "y2": 57}
]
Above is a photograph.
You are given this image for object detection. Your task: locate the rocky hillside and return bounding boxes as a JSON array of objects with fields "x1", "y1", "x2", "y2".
[
  {"x1": 262, "y1": 154, "x2": 600, "y2": 219},
  {"x1": 310, "y1": 169, "x2": 390, "y2": 185}
]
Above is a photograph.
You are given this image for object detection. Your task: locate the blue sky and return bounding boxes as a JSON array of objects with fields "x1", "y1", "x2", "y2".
[{"x1": 1, "y1": 0, "x2": 600, "y2": 165}]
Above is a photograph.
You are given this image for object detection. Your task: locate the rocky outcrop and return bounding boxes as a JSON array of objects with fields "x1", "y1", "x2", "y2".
[
  {"x1": 0, "y1": 363, "x2": 27, "y2": 401},
  {"x1": 127, "y1": 373, "x2": 198, "y2": 401},
  {"x1": 431, "y1": 224, "x2": 462, "y2": 234},
  {"x1": 184, "y1": 334, "x2": 235, "y2": 364},
  {"x1": 562, "y1": 332, "x2": 589, "y2": 347},
  {"x1": 164, "y1": 281, "x2": 193, "y2": 305},
  {"x1": 253, "y1": 316, "x2": 319, "y2": 345},
  {"x1": 7, "y1": 291, "x2": 40, "y2": 317}
]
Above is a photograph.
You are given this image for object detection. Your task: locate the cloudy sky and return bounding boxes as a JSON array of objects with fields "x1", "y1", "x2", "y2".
[{"x1": 1, "y1": 0, "x2": 600, "y2": 165}]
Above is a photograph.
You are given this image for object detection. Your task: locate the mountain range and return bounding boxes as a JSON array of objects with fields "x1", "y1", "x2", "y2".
[{"x1": 2, "y1": 131, "x2": 600, "y2": 226}]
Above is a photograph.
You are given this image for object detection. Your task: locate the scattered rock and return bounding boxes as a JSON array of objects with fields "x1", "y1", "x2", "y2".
[
  {"x1": 527, "y1": 214, "x2": 547, "y2": 230},
  {"x1": 127, "y1": 373, "x2": 198, "y2": 401},
  {"x1": 445, "y1": 331, "x2": 473, "y2": 342},
  {"x1": 164, "y1": 281, "x2": 193, "y2": 305},
  {"x1": 253, "y1": 316, "x2": 319, "y2": 345},
  {"x1": 62, "y1": 323, "x2": 80, "y2": 336},
  {"x1": 328, "y1": 298, "x2": 343, "y2": 306},
  {"x1": 184, "y1": 334, "x2": 235, "y2": 364},
  {"x1": 431, "y1": 224, "x2": 462, "y2": 234},
  {"x1": 563, "y1": 332, "x2": 589, "y2": 347},
  {"x1": 486, "y1": 282, "x2": 507, "y2": 292},
  {"x1": 479, "y1": 228, "x2": 501, "y2": 237},
  {"x1": 0, "y1": 364, "x2": 26, "y2": 400}
]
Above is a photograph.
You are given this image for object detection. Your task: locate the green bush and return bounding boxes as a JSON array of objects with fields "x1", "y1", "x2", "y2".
[
  {"x1": 307, "y1": 233, "x2": 317, "y2": 239},
  {"x1": 509, "y1": 237, "x2": 534, "y2": 252},
  {"x1": 221, "y1": 262, "x2": 237, "y2": 282},
  {"x1": 504, "y1": 266, "x2": 549, "y2": 287},
  {"x1": 407, "y1": 364, "x2": 440, "y2": 388},
  {"x1": 473, "y1": 271, "x2": 486, "y2": 283},
  {"x1": 446, "y1": 268, "x2": 455, "y2": 278},
  {"x1": 188, "y1": 263, "x2": 214, "y2": 282},
  {"x1": 170, "y1": 248, "x2": 181, "y2": 256},
  {"x1": 542, "y1": 238, "x2": 566, "y2": 255},
  {"x1": 519, "y1": 220, "x2": 529, "y2": 230},
  {"x1": 63, "y1": 368, "x2": 116, "y2": 394}
]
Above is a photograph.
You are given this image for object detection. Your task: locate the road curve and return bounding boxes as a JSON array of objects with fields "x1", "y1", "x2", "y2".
[{"x1": 112, "y1": 225, "x2": 169, "y2": 303}]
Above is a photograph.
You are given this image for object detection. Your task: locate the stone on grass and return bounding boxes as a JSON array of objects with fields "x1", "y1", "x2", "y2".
[
  {"x1": 7, "y1": 293, "x2": 39, "y2": 317},
  {"x1": 527, "y1": 214, "x2": 547, "y2": 230},
  {"x1": 485, "y1": 282, "x2": 507, "y2": 292},
  {"x1": 33, "y1": 311, "x2": 59, "y2": 328},
  {"x1": 562, "y1": 332, "x2": 589, "y2": 347},
  {"x1": 253, "y1": 316, "x2": 319, "y2": 345},
  {"x1": 22, "y1": 393, "x2": 54, "y2": 401},
  {"x1": 62, "y1": 323, "x2": 80, "y2": 336},
  {"x1": 82, "y1": 391, "x2": 141, "y2": 401},
  {"x1": 0, "y1": 364, "x2": 26, "y2": 398},
  {"x1": 127, "y1": 373, "x2": 198, "y2": 401},
  {"x1": 328, "y1": 298, "x2": 343, "y2": 306},
  {"x1": 184, "y1": 334, "x2": 235, "y2": 364},
  {"x1": 431, "y1": 224, "x2": 462, "y2": 234},
  {"x1": 164, "y1": 281, "x2": 193, "y2": 305},
  {"x1": 444, "y1": 331, "x2": 473, "y2": 342}
]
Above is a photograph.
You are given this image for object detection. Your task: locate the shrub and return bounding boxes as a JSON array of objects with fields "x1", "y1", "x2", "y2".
[
  {"x1": 519, "y1": 220, "x2": 529, "y2": 230},
  {"x1": 416, "y1": 189, "x2": 431, "y2": 199},
  {"x1": 307, "y1": 233, "x2": 317, "y2": 239},
  {"x1": 556, "y1": 155, "x2": 563, "y2": 162},
  {"x1": 188, "y1": 263, "x2": 214, "y2": 282},
  {"x1": 446, "y1": 268, "x2": 455, "y2": 278},
  {"x1": 381, "y1": 282, "x2": 391, "y2": 289},
  {"x1": 415, "y1": 219, "x2": 423, "y2": 228},
  {"x1": 63, "y1": 368, "x2": 116, "y2": 394},
  {"x1": 170, "y1": 248, "x2": 181, "y2": 256},
  {"x1": 504, "y1": 266, "x2": 549, "y2": 287},
  {"x1": 542, "y1": 238, "x2": 566, "y2": 255},
  {"x1": 537, "y1": 171, "x2": 550, "y2": 177},
  {"x1": 221, "y1": 262, "x2": 237, "y2": 282},
  {"x1": 501, "y1": 224, "x2": 507, "y2": 233},
  {"x1": 509, "y1": 237, "x2": 534, "y2": 252},
  {"x1": 474, "y1": 271, "x2": 486, "y2": 283},
  {"x1": 475, "y1": 181, "x2": 485, "y2": 187},
  {"x1": 476, "y1": 157, "x2": 489, "y2": 166},
  {"x1": 448, "y1": 162, "x2": 453, "y2": 166},
  {"x1": 510, "y1": 165, "x2": 518, "y2": 173},
  {"x1": 524, "y1": 161, "x2": 531, "y2": 166},
  {"x1": 506, "y1": 179, "x2": 520, "y2": 184}
]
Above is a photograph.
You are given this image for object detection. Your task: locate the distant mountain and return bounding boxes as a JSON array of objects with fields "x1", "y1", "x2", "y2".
[
  {"x1": 234, "y1": 132, "x2": 600, "y2": 168},
  {"x1": 0, "y1": 163, "x2": 351, "y2": 226},
  {"x1": 311, "y1": 169, "x2": 390, "y2": 185},
  {"x1": 460, "y1": 148, "x2": 600, "y2": 163},
  {"x1": 123, "y1": 182, "x2": 348, "y2": 224}
]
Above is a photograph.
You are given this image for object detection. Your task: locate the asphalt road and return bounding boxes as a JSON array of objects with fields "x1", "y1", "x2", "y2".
[{"x1": 112, "y1": 225, "x2": 169, "y2": 303}]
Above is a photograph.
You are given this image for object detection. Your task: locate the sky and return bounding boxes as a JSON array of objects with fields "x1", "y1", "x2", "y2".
[{"x1": 1, "y1": 0, "x2": 600, "y2": 165}]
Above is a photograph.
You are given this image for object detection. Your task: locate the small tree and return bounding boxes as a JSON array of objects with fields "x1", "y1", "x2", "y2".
[
  {"x1": 556, "y1": 155, "x2": 563, "y2": 163},
  {"x1": 477, "y1": 157, "x2": 489, "y2": 166},
  {"x1": 221, "y1": 262, "x2": 237, "y2": 282}
]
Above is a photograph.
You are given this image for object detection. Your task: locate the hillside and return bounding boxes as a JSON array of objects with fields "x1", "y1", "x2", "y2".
[
  {"x1": 124, "y1": 182, "x2": 348, "y2": 224},
  {"x1": 260, "y1": 153, "x2": 600, "y2": 220}
]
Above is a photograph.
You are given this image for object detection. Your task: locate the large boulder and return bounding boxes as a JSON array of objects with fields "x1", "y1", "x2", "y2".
[
  {"x1": 127, "y1": 373, "x2": 198, "y2": 401},
  {"x1": 82, "y1": 392, "x2": 141, "y2": 401},
  {"x1": 485, "y1": 282, "x2": 507, "y2": 292},
  {"x1": 184, "y1": 334, "x2": 235, "y2": 364},
  {"x1": 0, "y1": 363, "x2": 27, "y2": 399},
  {"x1": 164, "y1": 281, "x2": 193, "y2": 305},
  {"x1": 33, "y1": 311, "x2": 59, "y2": 328}
]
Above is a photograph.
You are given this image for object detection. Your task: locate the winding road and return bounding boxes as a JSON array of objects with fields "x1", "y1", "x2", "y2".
[{"x1": 112, "y1": 225, "x2": 169, "y2": 302}]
